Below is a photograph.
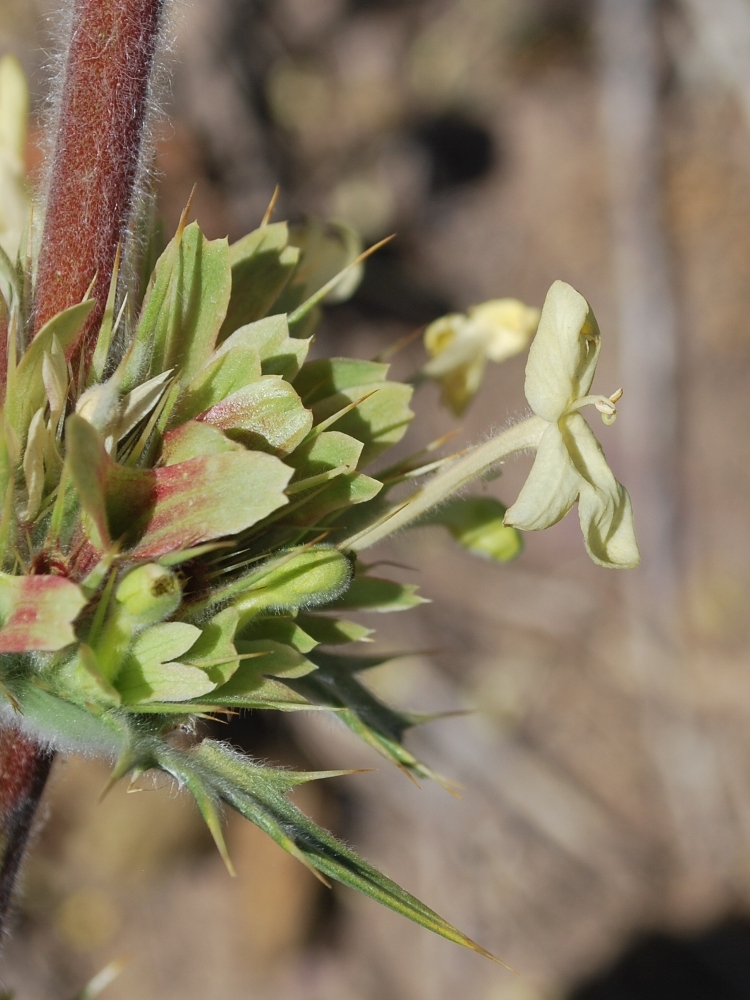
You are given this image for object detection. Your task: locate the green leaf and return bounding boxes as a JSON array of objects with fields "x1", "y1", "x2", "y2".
[
  {"x1": 160, "y1": 421, "x2": 243, "y2": 465},
  {"x1": 420, "y1": 496, "x2": 522, "y2": 562},
  {"x1": 287, "y1": 472, "x2": 382, "y2": 526},
  {"x1": 216, "y1": 314, "x2": 312, "y2": 382},
  {"x1": 0, "y1": 572, "x2": 86, "y2": 652},
  {"x1": 287, "y1": 431, "x2": 363, "y2": 479},
  {"x1": 225, "y1": 547, "x2": 353, "y2": 622},
  {"x1": 153, "y1": 223, "x2": 231, "y2": 382},
  {"x1": 296, "y1": 614, "x2": 373, "y2": 645},
  {"x1": 216, "y1": 314, "x2": 310, "y2": 381},
  {"x1": 189, "y1": 639, "x2": 318, "y2": 711},
  {"x1": 311, "y1": 382, "x2": 414, "y2": 466},
  {"x1": 284, "y1": 653, "x2": 443, "y2": 783},
  {"x1": 182, "y1": 607, "x2": 240, "y2": 686},
  {"x1": 329, "y1": 576, "x2": 427, "y2": 613},
  {"x1": 197, "y1": 375, "x2": 312, "y2": 457},
  {"x1": 242, "y1": 616, "x2": 318, "y2": 654},
  {"x1": 122, "y1": 222, "x2": 231, "y2": 389},
  {"x1": 8, "y1": 300, "x2": 94, "y2": 439},
  {"x1": 160, "y1": 740, "x2": 503, "y2": 965},
  {"x1": 115, "y1": 621, "x2": 215, "y2": 705},
  {"x1": 277, "y1": 220, "x2": 363, "y2": 309},
  {"x1": 219, "y1": 223, "x2": 300, "y2": 339},
  {"x1": 172, "y1": 344, "x2": 262, "y2": 424},
  {"x1": 57, "y1": 645, "x2": 121, "y2": 708},
  {"x1": 65, "y1": 414, "x2": 292, "y2": 556},
  {"x1": 294, "y1": 358, "x2": 388, "y2": 407}
]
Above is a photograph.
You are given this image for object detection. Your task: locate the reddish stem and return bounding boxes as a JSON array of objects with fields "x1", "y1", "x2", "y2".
[
  {"x1": 0, "y1": 0, "x2": 165, "y2": 938},
  {"x1": 0, "y1": 729, "x2": 53, "y2": 933},
  {"x1": 33, "y1": 0, "x2": 165, "y2": 365}
]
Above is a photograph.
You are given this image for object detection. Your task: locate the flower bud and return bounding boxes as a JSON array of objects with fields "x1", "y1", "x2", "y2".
[{"x1": 115, "y1": 564, "x2": 181, "y2": 627}]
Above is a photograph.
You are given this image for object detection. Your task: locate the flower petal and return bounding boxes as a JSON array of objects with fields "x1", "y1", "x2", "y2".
[
  {"x1": 577, "y1": 480, "x2": 639, "y2": 569},
  {"x1": 562, "y1": 412, "x2": 640, "y2": 569},
  {"x1": 524, "y1": 281, "x2": 601, "y2": 422},
  {"x1": 504, "y1": 422, "x2": 580, "y2": 531},
  {"x1": 469, "y1": 299, "x2": 539, "y2": 363}
]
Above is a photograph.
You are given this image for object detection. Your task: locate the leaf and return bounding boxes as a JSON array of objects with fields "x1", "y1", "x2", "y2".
[
  {"x1": 296, "y1": 614, "x2": 373, "y2": 645},
  {"x1": 115, "y1": 621, "x2": 214, "y2": 704},
  {"x1": 294, "y1": 358, "x2": 388, "y2": 407},
  {"x1": 153, "y1": 223, "x2": 232, "y2": 382},
  {"x1": 285, "y1": 650, "x2": 443, "y2": 784},
  {"x1": 182, "y1": 607, "x2": 240, "y2": 686},
  {"x1": 242, "y1": 616, "x2": 319, "y2": 654},
  {"x1": 197, "y1": 375, "x2": 312, "y2": 457},
  {"x1": 56, "y1": 645, "x2": 121, "y2": 708},
  {"x1": 311, "y1": 382, "x2": 414, "y2": 466},
  {"x1": 287, "y1": 431, "x2": 363, "y2": 479},
  {"x1": 329, "y1": 576, "x2": 427, "y2": 613},
  {"x1": 216, "y1": 314, "x2": 310, "y2": 381},
  {"x1": 0, "y1": 573, "x2": 86, "y2": 652},
  {"x1": 225, "y1": 547, "x2": 353, "y2": 623},
  {"x1": 277, "y1": 220, "x2": 363, "y2": 308},
  {"x1": 287, "y1": 472, "x2": 382, "y2": 526},
  {"x1": 9, "y1": 301, "x2": 94, "y2": 439},
  {"x1": 122, "y1": 222, "x2": 231, "y2": 389},
  {"x1": 219, "y1": 223, "x2": 300, "y2": 339},
  {"x1": 216, "y1": 314, "x2": 312, "y2": 382},
  {"x1": 65, "y1": 414, "x2": 292, "y2": 556},
  {"x1": 189, "y1": 639, "x2": 318, "y2": 711},
  {"x1": 172, "y1": 344, "x2": 262, "y2": 424},
  {"x1": 160, "y1": 421, "x2": 243, "y2": 465},
  {"x1": 419, "y1": 496, "x2": 522, "y2": 562},
  {"x1": 160, "y1": 740, "x2": 503, "y2": 964}
]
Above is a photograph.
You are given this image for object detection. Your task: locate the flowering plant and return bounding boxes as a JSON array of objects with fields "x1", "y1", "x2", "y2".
[{"x1": 0, "y1": 0, "x2": 638, "y2": 975}]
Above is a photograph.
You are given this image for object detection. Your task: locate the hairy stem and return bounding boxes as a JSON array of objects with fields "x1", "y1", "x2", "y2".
[
  {"x1": 0, "y1": 0, "x2": 166, "y2": 939},
  {"x1": 34, "y1": 0, "x2": 165, "y2": 363},
  {"x1": 0, "y1": 728, "x2": 53, "y2": 936},
  {"x1": 344, "y1": 415, "x2": 547, "y2": 551}
]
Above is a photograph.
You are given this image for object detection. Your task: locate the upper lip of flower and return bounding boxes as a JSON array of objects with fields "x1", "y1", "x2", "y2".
[{"x1": 503, "y1": 280, "x2": 640, "y2": 570}]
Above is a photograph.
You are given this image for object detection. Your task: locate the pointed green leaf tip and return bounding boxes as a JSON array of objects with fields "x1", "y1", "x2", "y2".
[{"x1": 159, "y1": 740, "x2": 512, "y2": 969}]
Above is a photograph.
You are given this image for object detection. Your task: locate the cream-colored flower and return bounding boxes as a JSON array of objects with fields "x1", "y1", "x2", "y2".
[
  {"x1": 504, "y1": 280, "x2": 639, "y2": 569},
  {"x1": 423, "y1": 298, "x2": 540, "y2": 415}
]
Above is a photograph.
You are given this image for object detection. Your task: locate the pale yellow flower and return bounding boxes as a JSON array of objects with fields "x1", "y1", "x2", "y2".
[
  {"x1": 504, "y1": 280, "x2": 639, "y2": 569},
  {"x1": 423, "y1": 298, "x2": 540, "y2": 415}
]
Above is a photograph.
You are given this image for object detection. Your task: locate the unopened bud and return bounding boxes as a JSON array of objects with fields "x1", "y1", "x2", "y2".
[{"x1": 116, "y1": 564, "x2": 181, "y2": 626}]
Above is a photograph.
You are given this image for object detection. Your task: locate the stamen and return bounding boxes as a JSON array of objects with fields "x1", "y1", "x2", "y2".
[{"x1": 568, "y1": 388, "x2": 623, "y2": 425}]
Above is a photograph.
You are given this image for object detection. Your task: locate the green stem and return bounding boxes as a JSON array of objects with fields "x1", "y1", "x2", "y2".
[{"x1": 343, "y1": 415, "x2": 547, "y2": 551}]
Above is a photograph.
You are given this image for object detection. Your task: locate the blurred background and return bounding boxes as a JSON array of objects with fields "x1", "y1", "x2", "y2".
[{"x1": 4, "y1": 0, "x2": 750, "y2": 997}]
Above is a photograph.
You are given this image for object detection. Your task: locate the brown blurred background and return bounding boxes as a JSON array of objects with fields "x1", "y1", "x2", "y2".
[{"x1": 5, "y1": 0, "x2": 750, "y2": 997}]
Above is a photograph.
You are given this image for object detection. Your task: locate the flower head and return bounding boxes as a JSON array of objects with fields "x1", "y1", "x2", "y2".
[
  {"x1": 504, "y1": 280, "x2": 640, "y2": 569},
  {"x1": 423, "y1": 298, "x2": 540, "y2": 415}
]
